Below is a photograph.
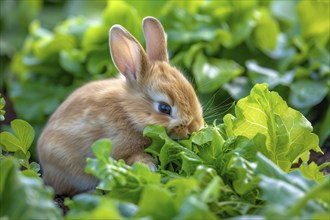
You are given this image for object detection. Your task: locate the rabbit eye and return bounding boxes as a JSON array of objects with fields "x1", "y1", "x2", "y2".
[{"x1": 158, "y1": 102, "x2": 171, "y2": 115}]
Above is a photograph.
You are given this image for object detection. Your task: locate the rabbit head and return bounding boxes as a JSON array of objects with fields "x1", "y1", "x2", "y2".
[{"x1": 110, "y1": 17, "x2": 203, "y2": 139}]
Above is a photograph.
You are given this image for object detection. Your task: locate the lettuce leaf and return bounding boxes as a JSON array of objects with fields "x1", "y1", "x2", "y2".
[
  {"x1": 84, "y1": 140, "x2": 224, "y2": 219},
  {"x1": 144, "y1": 125, "x2": 204, "y2": 175},
  {"x1": 223, "y1": 83, "x2": 321, "y2": 171},
  {"x1": 64, "y1": 83, "x2": 330, "y2": 219},
  {"x1": 65, "y1": 194, "x2": 124, "y2": 219},
  {"x1": 0, "y1": 158, "x2": 61, "y2": 219},
  {"x1": 85, "y1": 139, "x2": 161, "y2": 203},
  {"x1": 256, "y1": 153, "x2": 329, "y2": 218}
]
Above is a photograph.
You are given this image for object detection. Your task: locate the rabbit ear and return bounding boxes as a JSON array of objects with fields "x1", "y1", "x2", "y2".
[
  {"x1": 142, "y1": 17, "x2": 168, "y2": 62},
  {"x1": 110, "y1": 25, "x2": 148, "y2": 82}
]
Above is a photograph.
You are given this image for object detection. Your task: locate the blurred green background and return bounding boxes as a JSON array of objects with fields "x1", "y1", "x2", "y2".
[{"x1": 1, "y1": 0, "x2": 329, "y2": 157}]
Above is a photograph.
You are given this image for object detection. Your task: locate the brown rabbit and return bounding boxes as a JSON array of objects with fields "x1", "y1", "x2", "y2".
[{"x1": 37, "y1": 17, "x2": 204, "y2": 195}]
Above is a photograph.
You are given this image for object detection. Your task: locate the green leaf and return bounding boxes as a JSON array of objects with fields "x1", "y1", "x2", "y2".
[
  {"x1": 82, "y1": 24, "x2": 108, "y2": 49},
  {"x1": 271, "y1": 0, "x2": 298, "y2": 27},
  {"x1": 297, "y1": 1, "x2": 330, "y2": 38},
  {"x1": 86, "y1": 48, "x2": 112, "y2": 75},
  {"x1": 85, "y1": 139, "x2": 128, "y2": 191},
  {"x1": 192, "y1": 127, "x2": 215, "y2": 146},
  {"x1": 65, "y1": 194, "x2": 123, "y2": 219},
  {"x1": 65, "y1": 194, "x2": 101, "y2": 216},
  {"x1": 256, "y1": 153, "x2": 329, "y2": 218},
  {"x1": 226, "y1": 9, "x2": 256, "y2": 48},
  {"x1": 29, "y1": 161, "x2": 40, "y2": 173},
  {"x1": 183, "y1": 43, "x2": 205, "y2": 67},
  {"x1": 9, "y1": 80, "x2": 71, "y2": 123},
  {"x1": 55, "y1": 16, "x2": 91, "y2": 44},
  {"x1": 315, "y1": 106, "x2": 330, "y2": 147},
  {"x1": 200, "y1": 175, "x2": 222, "y2": 203},
  {"x1": 253, "y1": 8, "x2": 279, "y2": 51},
  {"x1": 193, "y1": 54, "x2": 244, "y2": 93},
  {"x1": 229, "y1": 135, "x2": 261, "y2": 162},
  {"x1": 59, "y1": 49, "x2": 85, "y2": 75},
  {"x1": 246, "y1": 60, "x2": 294, "y2": 88},
  {"x1": 223, "y1": 76, "x2": 252, "y2": 100},
  {"x1": 297, "y1": 162, "x2": 326, "y2": 182},
  {"x1": 226, "y1": 155, "x2": 259, "y2": 195},
  {"x1": 289, "y1": 80, "x2": 329, "y2": 109},
  {"x1": 0, "y1": 157, "x2": 12, "y2": 195},
  {"x1": 0, "y1": 119, "x2": 35, "y2": 154},
  {"x1": 14, "y1": 149, "x2": 31, "y2": 169},
  {"x1": 0, "y1": 158, "x2": 61, "y2": 219},
  {"x1": 223, "y1": 83, "x2": 321, "y2": 171},
  {"x1": 179, "y1": 151, "x2": 204, "y2": 176},
  {"x1": 102, "y1": 0, "x2": 141, "y2": 38},
  {"x1": 193, "y1": 165, "x2": 219, "y2": 190},
  {"x1": 0, "y1": 132, "x2": 21, "y2": 152},
  {"x1": 126, "y1": 1, "x2": 167, "y2": 18},
  {"x1": 10, "y1": 119, "x2": 35, "y2": 153},
  {"x1": 135, "y1": 185, "x2": 177, "y2": 219},
  {"x1": 193, "y1": 127, "x2": 225, "y2": 170},
  {"x1": 90, "y1": 138, "x2": 112, "y2": 160},
  {"x1": 85, "y1": 139, "x2": 161, "y2": 204},
  {"x1": 165, "y1": 178, "x2": 199, "y2": 208},
  {"x1": 143, "y1": 124, "x2": 168, "y2": 156},
  {"x1": 174, "y1": 196, "x2": 217, "y2": 220},
  {"x1": 144, "y1": 125, "x2": 203, "y2": 174}
]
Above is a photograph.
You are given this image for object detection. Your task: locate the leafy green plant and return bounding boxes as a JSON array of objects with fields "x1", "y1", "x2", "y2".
[
  {"x1": 0, "y1": 97, "x2": 62, "y2": 219},
  {"x1": 256, "y1": 154, "x2": 330, "y2": 219},
  {"x1": 0, "y1": 83, "x2": 329, "y2": 219},
  {"x1": 67, "y1": 83, "x2": 328, "y2": 219},
  {"x1": 0, "y1": 119, "x2": 39, "y2": 172},
  {"x1": 0, "y1": 158, "x2": 61, "y2": 219}
]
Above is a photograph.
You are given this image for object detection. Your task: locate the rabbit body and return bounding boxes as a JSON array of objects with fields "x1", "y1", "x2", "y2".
[{"x1": 37, "y1": 17, "x2": 203, "y2": 195}]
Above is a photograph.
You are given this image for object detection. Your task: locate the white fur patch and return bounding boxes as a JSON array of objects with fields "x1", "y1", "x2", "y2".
[
  {"x1": 149, "y1": 91, "x2": 178, "y2": 119},
  {"x1": 150, "y1": 92, "x2": 171, "y2": 104}
]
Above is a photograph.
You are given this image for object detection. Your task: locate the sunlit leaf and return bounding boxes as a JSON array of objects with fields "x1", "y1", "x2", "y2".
[
  {"x1": 253, "y1": 8, "x2": 280, "y2": 51},
  {"x1": 0, "y1": 119, "x2": 34, "y2": 154},
  {"x1": 297, "y1": 1, "x2": 330, "y2": 38},
  {"x1": 223, "y1": 84, "x2": 321, "y2": 171},
  {"x1": 246, "y1": 60, "x2": 294, "y2": 88}
]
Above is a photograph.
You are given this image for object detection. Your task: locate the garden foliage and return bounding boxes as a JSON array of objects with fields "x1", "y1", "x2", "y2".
[{"x1": 1, "y1": 85, "x2": 329, "y2": 219}]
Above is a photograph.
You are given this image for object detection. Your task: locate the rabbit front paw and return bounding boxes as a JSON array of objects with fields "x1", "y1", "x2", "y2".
[{"x1": 128, "y1": 153, "x2": 158, "y2": 172}]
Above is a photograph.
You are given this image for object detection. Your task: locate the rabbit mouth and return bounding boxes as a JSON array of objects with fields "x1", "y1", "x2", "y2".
[
  {"x1": 168, "y1": 125, "x2": 191, "y2": 140},
  {"x1": 168, "y1": 118, "x2": 204, "y2": 140}
]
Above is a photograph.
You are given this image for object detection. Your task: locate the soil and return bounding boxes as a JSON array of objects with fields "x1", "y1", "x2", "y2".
[
  {"x1": 310, "y1": 138, "x2": 330, "y2": 174},
  {"x1": 54, "y1": 195, "x2": 69, "y2": 215}
]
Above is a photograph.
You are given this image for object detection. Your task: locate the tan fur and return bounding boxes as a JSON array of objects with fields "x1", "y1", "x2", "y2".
[{"x1": 37, "y1": 17, "x2": 203, "y2": 195}]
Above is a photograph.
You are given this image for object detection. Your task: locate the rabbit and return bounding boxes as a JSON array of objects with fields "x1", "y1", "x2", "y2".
[{"x1": 37, "y1": 16, "x2": 204, "y2": 196}]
